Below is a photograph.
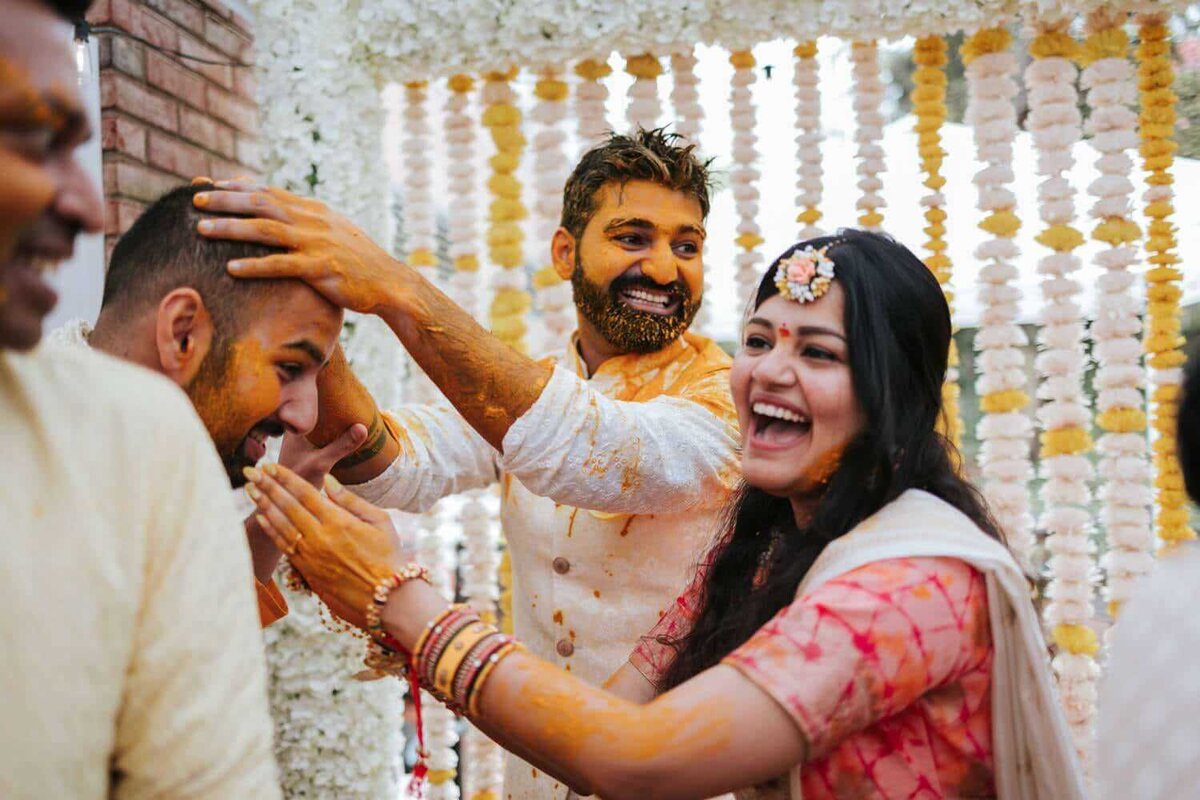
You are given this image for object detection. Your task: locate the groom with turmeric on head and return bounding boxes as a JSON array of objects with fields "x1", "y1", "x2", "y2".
[{"x1": 198, "y1": 128, "x2": 740, "y2": 799}]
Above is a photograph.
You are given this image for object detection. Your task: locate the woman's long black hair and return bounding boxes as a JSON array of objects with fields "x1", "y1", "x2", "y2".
[{"x1": 658, "y1": 229, "x2": 1004, "y2": 691}]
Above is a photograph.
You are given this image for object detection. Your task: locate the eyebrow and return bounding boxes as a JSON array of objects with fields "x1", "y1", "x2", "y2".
[
  {"x1": 603, "y1": 217, "x2": 707, "y2": 240},
  {"x1": 284, "y1": 340, "x2": 328, "y2": 365},
  {"x1": 745, "y1": 317, "x2": 846, "y2": 341}
]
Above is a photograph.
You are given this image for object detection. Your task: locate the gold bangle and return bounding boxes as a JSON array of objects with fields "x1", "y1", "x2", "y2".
[
  {"x1": 468, "y1": 641, "x2": 522, "y2": 717},
  {"x1": 433, "y1": 620, "x2": 493, "y2": 700},
  {"x1": 413, "y1": 603, "x2": 469, "y2": 663}
]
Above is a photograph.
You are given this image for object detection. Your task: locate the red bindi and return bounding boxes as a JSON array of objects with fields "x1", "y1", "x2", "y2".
[{"x1": 779, "y1": 323, "x2": 791, "y2": 338}]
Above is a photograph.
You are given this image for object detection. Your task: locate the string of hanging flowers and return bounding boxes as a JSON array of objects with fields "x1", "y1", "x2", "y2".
[
  {"x1": 1080, "y1": 7, "x2": 1154, "y2": 623},
  {"x1": 670, "y1": 48, "x2": 704, "y2": 144},
  {"x1": 793, "y1": 41, "x2": 823, "y2": 241},
  {"x1": 417, "y1": 510, "x2": 461, "y2": 799},
  {"x1": 530, "y1": 66, "x2": 575, "y2": 354},
  {"x1": 445, "y1": 74, "x2": 481, "y2": 317},
  {"x1": 482, "y1": 68, "x2": 531, "y2": 354},
  {"x1": 911, "y1": 34, "x2": 962, "y2": 449},
  {"x1": 574, "y1": 58, "x2": 612, "y2": 158},
  {"x1": 962, "y1": 26, "x2": 1036, "y2": 571},
  {"x1": 1024, "y1": 17, "x2": 1098, "y2": 761},
  {"x1": 730, "y1": 50, "x2": 762, "y2": 309},
  {"x1": 1137, "y1": 12, "x2": 1192, "y2": 549},
  {"x1": 625, "y1": 53, "x2": 663, "y2": 131},
  {"x1": 850, "y1": 41, "x2": 885, "y2": 231}
]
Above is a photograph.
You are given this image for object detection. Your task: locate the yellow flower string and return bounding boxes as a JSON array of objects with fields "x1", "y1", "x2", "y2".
[
  {"x1": 446, "y1": 75, "x2": 480, "y2": 279},
  {"x1": 793, "y1": 41, "x2": 823, "y2": 240},
  {"x1": 531, "y1": 66, "x2": 575, "y2": 351},
  {"x1": 730, "y1": 49, "x2": 763, "y2": 306},
  {"x1": 962, "y1": 26, "x2": 1035, "y2": 569},
  {"x1": 1080, "y1": 7, "x2": 1153, "y2": 629},
  {"x1": 912, "y1": 35, "x2": 961, "y2": 450},
  {"x1": 1025, "y1": 16, "x2": 1097, "y2": 760},
  {"x1": 850, "y1": 41, "x2": 886, "y2": 230},
  {"x1": 1137, "y1": 12, "x2": 1192, "y2": 548},
  {"x1": 482, "y1": 68, "x2": 531, "y2": 354}
]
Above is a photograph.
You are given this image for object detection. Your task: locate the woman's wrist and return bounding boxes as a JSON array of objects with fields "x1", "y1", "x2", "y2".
[{"x1": 381, "y1": 576, "x2": 452, "y2": 652}]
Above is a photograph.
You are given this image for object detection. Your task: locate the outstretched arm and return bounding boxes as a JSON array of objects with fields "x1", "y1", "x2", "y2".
[{"x1": 194, "y1": 183, "x2": 551, "y2": 452}]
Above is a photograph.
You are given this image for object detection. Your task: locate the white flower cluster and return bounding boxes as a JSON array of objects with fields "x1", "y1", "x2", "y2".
[
  {"x1": 965, "y1": 30, "x2": 1037, "y2": 570},
  {"x1": 532, "y1": 66, "x2": 576, "y2": 352},
  {"x1": 1083, "y1": 20, "x2": 1155, "y2": 613},
  {"x1": 458, "y1": 491, "x2": 504, "y2": 799},
  {"x1": 729, "y1": 53, "x2": 761, "y2": 310},
  {"x1": 263, "y1": 585, "x2": 405, "y2": 798},
  {"x1": 669, "y1": 49, "x2": 704, "y2": 144},
  {"x1": 850, "y1": 41, "x2": 886, "y2": 231},
  {"x1": 1023, "y1": 19, "x2": 1098, "y2": 758},
  {"x1": 445, "y1": 76, "x2": 482, "y2": 320},
  {"x1": 793, "y1": 43, "x2": 823, "y2": 241}
]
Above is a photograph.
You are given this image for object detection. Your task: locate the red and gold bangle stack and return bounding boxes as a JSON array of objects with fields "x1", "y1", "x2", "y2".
[{"x1": 415, "y1": 605, "x2": 521, "y2": 715}]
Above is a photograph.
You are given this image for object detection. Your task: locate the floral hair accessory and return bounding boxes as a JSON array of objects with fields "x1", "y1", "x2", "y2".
[{"x1": 773, "y1": 244, "x2": 836, "y2": 304}]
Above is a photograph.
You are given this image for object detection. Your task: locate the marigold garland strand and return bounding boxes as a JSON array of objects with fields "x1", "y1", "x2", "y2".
[
  {"x1": 574, "y1": 58, "x2": 612, "y2": 158},
  {"x1": 445, "y1": 74, "x2": 481, "y2": 309},
  {"x1": 793, "y1": 41, "x2": 823, "y2": 241},
  {"x1": 1080, "y1": 8, "x2": 1154, "y2": 629},
  {"x1": 962, "y1": 26, "x2": 1036, "y2": 570},
  {"x1": 1025, "y1": 18, "x2": 1098, "y2": 762},
  {"x1": 850, "y1": 41, "x2": 886, "y2": 230},
  {"x1": 670, "y1": 48, "x2": 704, "y2": 144},
  {"x1": 730, "y1": 50, "x2": 762, "y2": 310},
  {"x1": 482, "y1": 68, "x2": 531, "y2": 354},
  {"x1": 1137, "y1": 12, "x2": 1192, "y2": 549},
  {"x1": 531, "y1": 65, "x2": 574, "y2": 353},
  {"x1": 625, "y1": 53, "x2": 663, "y2": 131},
  {"x1": 912, "y1": 35, "x2": 962, "y2": 450}
]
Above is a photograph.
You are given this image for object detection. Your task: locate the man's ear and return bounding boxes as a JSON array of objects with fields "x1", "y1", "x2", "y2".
[
  {"x1": 155, "y1": 287, "x2": 214, "y2": 387},
  {"x1": 551, "y1": 227, "x2": 577, "y2": 281}
]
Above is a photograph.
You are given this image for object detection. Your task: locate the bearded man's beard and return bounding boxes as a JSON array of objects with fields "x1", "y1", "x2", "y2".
[
  {"x1": 183, "y1": 339, "x2": 250, "y2": 487},
  {"x1": 570, "y1": 257, "x2": 701, "y2": 354}
]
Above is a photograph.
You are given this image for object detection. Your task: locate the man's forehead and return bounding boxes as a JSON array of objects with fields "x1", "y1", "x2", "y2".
[
  {"x1": 0, "y1": 5, "x2": 83, "y2": 124},
  {"x1": 593, "y1": 180, "x2": 704, "y2": 226},
  {"x1": 245, "y1": 285, "x2": 342, "y2": 356}
]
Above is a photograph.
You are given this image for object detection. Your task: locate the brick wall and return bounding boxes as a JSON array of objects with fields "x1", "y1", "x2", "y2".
[{"x1": 87, "y1": 0, "x2": 260, "y2": 259}]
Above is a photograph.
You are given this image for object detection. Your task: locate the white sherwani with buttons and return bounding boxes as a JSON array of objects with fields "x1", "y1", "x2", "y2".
[{"x1": 354, "y1": 332, "x2": 740, "y2": 799}]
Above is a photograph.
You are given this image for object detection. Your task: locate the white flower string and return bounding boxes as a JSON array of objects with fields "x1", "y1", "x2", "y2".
[
  {"x1": 459, "y1": 491, "x2": 504, "y2": 800},
  {"x1": 850, "y1": 41, "x2": 886, "y2": 231},
  {"x1": 482, "y1": 68, "x2": 532, "y2": 355},
  {"x1": 417, "y1": 509, "x2": 461, "y2": 798},
  {"x1": 729, "y1": 50, "x2": 762, "y2": 310},
  {"x1": 912, "y1": 35, "x2": 963, "y2": 449},
  {"x1": 625, "y1": 53, "x2": 664, "y2": 131},
  {"x1": 1025, "y1": 17, "x2": 1098, "y2": 764},
  {"x1": 530, "y1": 65, "x2": 575, "y2": 354},
  {"x1": 962, "y1": 26, "x2": 1036, "y2": 571},
  {"x1": 445, "y1": 74, "x2": 482, "y2": 317},
  {"x1": 574, "y1": 58, "x2": 612, "y2": 158},
  {"x1": 670, "y1": 48, "x2": 704, "y2": 144},
  {"x1": 793, "y1": 41, "x2": 823, "y2": 241},
  {"x1": 1136, "y1": 12, "x2": 1193, "y2": 549},
  {"x1": 1080, "y1": 9, "x2": 1154, "y2": 630}
]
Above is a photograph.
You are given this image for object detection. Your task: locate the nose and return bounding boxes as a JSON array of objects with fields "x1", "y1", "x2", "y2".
[
  {"x1": 278, "y1": 378, "x2": 320, "y2": 436},
  {"x1": 641, "y1": 241, "x2": 678, "y2": 286},
  {"x1": 52, "y1": 150, "x2": 103, "y2": 236},
  {"x1": 751, "y1": 343, "x2": 798, "y2": 388}
]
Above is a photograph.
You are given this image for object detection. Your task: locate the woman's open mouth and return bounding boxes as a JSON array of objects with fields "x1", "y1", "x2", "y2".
[{"x1": 749, "y1": 401, "x2": 812, "y2": 448}]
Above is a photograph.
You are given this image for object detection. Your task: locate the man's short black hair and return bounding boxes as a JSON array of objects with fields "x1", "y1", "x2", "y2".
[
  {"x1": 1179, "y1": 345, "x2": 1200, "y2": 503},
  {"x1": 103, "y1": 184, "x2": 286, "y2": 335}
]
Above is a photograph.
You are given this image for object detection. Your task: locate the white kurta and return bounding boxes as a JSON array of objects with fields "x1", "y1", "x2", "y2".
[
  {"x1": 354, "y1": 332, "x2": 740, "y2": 799},
  {"x1": 0, "y1": 344, "x2": 280, "y2": 799}
]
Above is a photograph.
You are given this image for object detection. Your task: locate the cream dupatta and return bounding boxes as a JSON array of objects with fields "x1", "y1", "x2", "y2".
[{"x1": 783, "y1": 489, "x2": 1086, "y2": 800}]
